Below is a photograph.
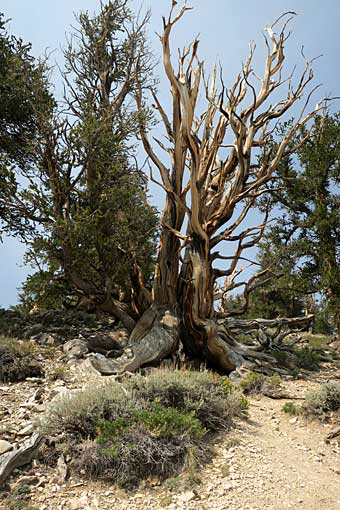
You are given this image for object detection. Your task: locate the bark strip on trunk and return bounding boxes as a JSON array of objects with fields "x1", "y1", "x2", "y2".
[{"x1": 89, "y1": 306, "x2": 178, "y2": 374}]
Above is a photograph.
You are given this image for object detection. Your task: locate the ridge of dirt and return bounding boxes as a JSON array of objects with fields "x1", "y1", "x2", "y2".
[{"x1": 1, "y1": 346, "x2": 340, "y2": 510}]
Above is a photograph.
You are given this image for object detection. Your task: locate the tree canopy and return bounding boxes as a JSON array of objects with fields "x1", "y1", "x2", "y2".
[
  {"x1": 0, "y1": 1, "x2": 158, "y2": 317},
  {"x1": 253, "y1": 113, "x2": 340, "y2": 334}
]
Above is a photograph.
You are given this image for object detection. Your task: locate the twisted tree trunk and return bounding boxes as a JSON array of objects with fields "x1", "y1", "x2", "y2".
[{"x1": 90, "y1": 3, "x2": 322, "y2": 377}]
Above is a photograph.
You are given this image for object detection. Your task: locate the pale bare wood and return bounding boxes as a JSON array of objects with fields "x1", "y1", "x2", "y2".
[
  {"x1": 129, "y1": 3, "x2": 325, "y2": 373},
  {"x1": 0, "y1": 434, "x2": 44, "y2": 486}
]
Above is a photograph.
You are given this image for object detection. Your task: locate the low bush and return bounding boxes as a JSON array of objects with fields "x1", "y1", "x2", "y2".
[
  {"x1": 304, "y1": 333, "x2": 331, "y2": 351},
  {"x1": 294, "y1": 347, "x2": 320, "y2": 371},
  {"x1": 271, "y1": 350, "x2": 291, "y2": 368},
  {"x1": 0, "y1": 336, "x2": 43, "y2": 382},
  {"x1": 303, "y1": 381, "x2": 340, "y2": 419},
  {"x1": 41, "y1": 369, "x2": 247, "y2": 487},
  {"x1": 0, "y1": 483, "x2": 38, "y2": 510},
  {"x1": 282, "y1": 402, "x2": 301, "y2": 415},
  {"x1": 126, "y1": 370, "x2": 248, "y2": 431},
  {"x1": 239, "y1": 371, "x2": 281, "y2": 395}
]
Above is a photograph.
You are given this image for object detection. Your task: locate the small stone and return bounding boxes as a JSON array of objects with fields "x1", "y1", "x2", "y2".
[
  {"x1": 0, "y1": 439, "x2": 13, "y2": 455},
  {"x1": 16, "y1": 475, "x2": 39, "y2": 485},
  {"x1": 63, "y1": 339, "x2": 89, "y2": 359},
  {"x1": 37, "y1": 333, "x2": 59, "y2": 346},
  {"x1": 17, "y1": 423, "x2": 34, "y2": 436},
  {"x1": 70, "y1": 496, "x2": 89, "y2": 510},
  {"x1": 177, "y1": 491, "x2": 196, "y2": 503},
  {"x1": 289, "y1": 417, "x2": 298, "y2": 424}
]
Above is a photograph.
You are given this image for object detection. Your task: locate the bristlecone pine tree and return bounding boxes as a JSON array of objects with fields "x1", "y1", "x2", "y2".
[{"x1": 90, "y1": 3, "x2": 326, "y2": 376}]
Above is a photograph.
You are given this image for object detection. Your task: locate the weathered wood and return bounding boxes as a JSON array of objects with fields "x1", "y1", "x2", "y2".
[
  {"x1": 0, "y1": 433, "x2": 43, "y2": 486},
  {"x1": 223, "y1": 315, "x2": 314, "y2": 333},
  {"x1": 90, "y1": 306, "x2": 178, "y2": 375},
  {"x1": 326, "y1": 425, "x2": 340, "y2": 441}
]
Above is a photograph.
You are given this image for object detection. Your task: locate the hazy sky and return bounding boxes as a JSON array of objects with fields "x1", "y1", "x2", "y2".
[{"x1": 1, "y1": 0, "x2": 339, "y2": 307}]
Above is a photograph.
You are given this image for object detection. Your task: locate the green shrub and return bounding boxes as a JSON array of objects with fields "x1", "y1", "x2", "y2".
[
  {"x1": 282, "y1": 402, "x2": 300, "y2": 415},
  {"x1": 1, "y1": 483, "x2": 38, "y2": 510},
  {"x1": 126, "y1": 370, "x2": 247, "y2": 431},
  {"x1": 303, "y1": 381, "x2": 340, "y2": 419},
  {"x1": 294, "y1": 347, "x2": 320, "y2": 371},
  {"x1": 96, "y1": 404, "x2": 205, "y2": 446},
  {"x1": 303, "y1": 333, "x2": 329, "y2": 350},
  {"x1": 239, "y1": 371, "x2": 281, "y2": 394},
  {"x1": 41, "y1": 369, "x2": 246, "y2": 487},
  {"x1": 271, "y1": 350, "x2": 291, "y2": 368}
]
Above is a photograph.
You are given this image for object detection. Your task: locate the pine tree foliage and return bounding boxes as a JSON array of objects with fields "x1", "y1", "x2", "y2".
[
  {"x1": 0, "y1": 2, "x2": 158, "y2": 312},
  {"x1": 256, "y1": 113, "x2": 340, "y2": 332}
]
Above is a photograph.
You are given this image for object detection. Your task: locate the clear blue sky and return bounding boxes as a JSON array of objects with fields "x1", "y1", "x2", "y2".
[{"x1": 1, "y1": 0, "x2": 339, "y2": 307}]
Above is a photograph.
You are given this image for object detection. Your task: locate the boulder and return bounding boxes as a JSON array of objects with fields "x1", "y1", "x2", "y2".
[
  {"x1": 85, "y1": 329, "x2": 128, "y2": 353},
  {"x1": 63, "y1": 339, "x2": 89, "y2": 359},
  {"x1": 0, "y1": 440, "x2": 13, "y2": 455}
]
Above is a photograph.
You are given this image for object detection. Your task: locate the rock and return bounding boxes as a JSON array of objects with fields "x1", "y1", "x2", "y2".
[
  {"x1": 23, "y1": 324, "x2": 44, "y2": 339},
  {"x1": 0, "y1": 440, "x2": 13, "y2": 455},
  {"x1": 17, "y1": 423, "x2": 34, "y2": 436},
  {"x1": 15, "y1": 474, "x2": 39, "y2": 485},
  {"x1": 35, "y1": 333, "x2": 60, "y2": 346},
  {"x1": 289, "y1": 417, "x2": 298, "y2": 425},
  {"x1": 63, "y1": 339, "x2": 89, "y2": 359},
  {"x1": 86, "y1": 329, "x2": 128, "y2": 353},
  {"x1": 70, "y1": 495, "x2": 89, "y2": 509},
  {"x1": 176, "y1": 491, "x2": 196, "y2": 503}
]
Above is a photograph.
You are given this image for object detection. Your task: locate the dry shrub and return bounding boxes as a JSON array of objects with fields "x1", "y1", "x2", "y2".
[
  {"x1": 302, "y1": 381, "x2": 340, "y2": 419},
  {"x1": 77, "y1": 431, "x2": 199, "y2": 487},
  {"x1": 0, "y1": 336, "x2": 43, "y2": 382},
  {"x1": 126, "y1": 369, "x2": 247, "y2": 431},
  {"x1": 239, "y1": 371, "x2": 281, "y2": 395},
  {"x1": 41, "y1": 369, "x2": 247, "y2": 487}
]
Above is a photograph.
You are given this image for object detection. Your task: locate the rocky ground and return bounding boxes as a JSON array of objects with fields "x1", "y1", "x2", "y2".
[{"x1": 1, "y1": 321, "x2": 340, "y2": 509}]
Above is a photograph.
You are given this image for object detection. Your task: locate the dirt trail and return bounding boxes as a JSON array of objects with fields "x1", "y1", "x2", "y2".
[
  {"x1": 201, "y1": 392, "x2": 340, "y2": 510},
  {"x1": 2, "y1": 364, "x2": 340, "y2": 509}
]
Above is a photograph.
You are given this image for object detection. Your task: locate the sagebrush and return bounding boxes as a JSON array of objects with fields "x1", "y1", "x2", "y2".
[{"x1": 40, "y1": 369, "x2": 247, "y2": 487}]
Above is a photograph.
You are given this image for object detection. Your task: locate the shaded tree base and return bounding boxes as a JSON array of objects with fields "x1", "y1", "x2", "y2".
[{"x1": 89, "y1": 309, "x2": 313, "y2": 377}]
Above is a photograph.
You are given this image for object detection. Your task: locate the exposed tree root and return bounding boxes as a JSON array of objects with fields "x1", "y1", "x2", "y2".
[
  {"x1": 89, "y1": 306, "x2": 179, "y2": 375},
  {"x1": 89, "y1": 312, "x2": 312, "y2": 377}
]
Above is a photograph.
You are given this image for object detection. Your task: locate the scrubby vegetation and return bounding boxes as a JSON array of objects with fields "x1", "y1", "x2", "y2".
[
  {"x1": 294, "y1": 347, "x2": 320, "y2": 372},
  {"x1": 282, "y1": 402, "x2": 301, "y2": 416},
  {"x1": 302, "y1": 381, "x2": 340, "y2": 419},
  {"x1": 239, "y1": 372, "x2": 282, "y2": 395},
  {"x1": 40, "y1": 369, "x2": 247, "y2": 487},
  {"x1": 0, "y1": 336, "x2": 43, "y2": 382},
  {"x1": 282, "y1": 382, "x2": 340, "y2": 420},
  {"x1": 1, "y1": 483, "x2": 38, "y2": 510}
]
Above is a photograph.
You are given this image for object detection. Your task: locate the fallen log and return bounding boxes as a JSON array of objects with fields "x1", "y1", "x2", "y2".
[
  {"x1": 325, "y1": 425, "x2": 340, "y2": 441},
  {"x1": 0, "y1": 433, "x2": 44, "y2": 486},
  {"x1": 223, "y1": 315, "x2": 314, "y2": 332}
]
